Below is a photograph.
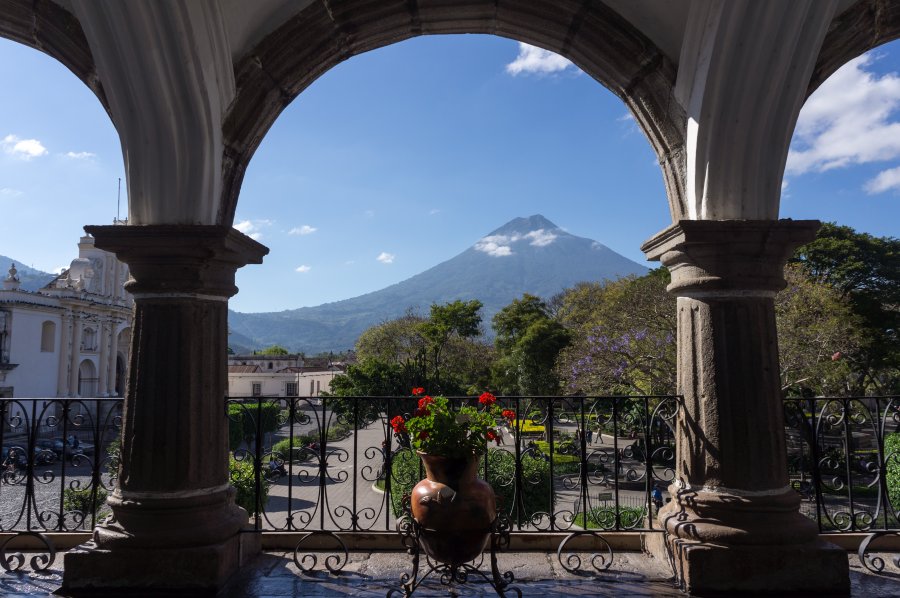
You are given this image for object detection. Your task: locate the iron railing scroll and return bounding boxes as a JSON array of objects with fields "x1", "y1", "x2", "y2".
[
  {"x1": 783, "y1": 395, "x2": 900, "y2": 572},
  {"x1": 0, "y1": 397, "x2": 123, "y2": 571}
]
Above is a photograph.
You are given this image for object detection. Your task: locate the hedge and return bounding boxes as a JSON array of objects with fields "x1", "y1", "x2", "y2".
[
  {"x1": 228, "y1": 402, "x2": 284, "y2": 450},
  {"x1": 886, "y1": 433, "x2": 900, "y2": 513}
]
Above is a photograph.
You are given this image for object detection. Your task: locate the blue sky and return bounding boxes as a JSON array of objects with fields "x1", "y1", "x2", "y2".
[{"x1": 1, "y1": 34, "x2": 898, "y2": 313}]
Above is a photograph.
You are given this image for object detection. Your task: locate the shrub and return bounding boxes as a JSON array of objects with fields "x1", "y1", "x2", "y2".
[
  {"x1": 227, "y1": 402, "x2": 284, "y2": 450},
  {"x1": 63, "y1": 486, "x2": 110, "y2": 526},
  {"x1": 229, "y1": 455, "x2": 270, "y2": 515},
  {"x1": 575, "y1": 504, "x2": 647, "y2": 530},
  {"x1": 886, "y1": 433, "x2": 900, "y2": 512}
]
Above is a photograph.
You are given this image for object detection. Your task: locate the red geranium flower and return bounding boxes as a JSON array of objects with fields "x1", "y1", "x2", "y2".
[
  {"x1": 418, "y1": 431, "x2": 429, "y2": 440},
  {"x1": 479, "y1": 392, "x2": 496, "y2": 406},
  {"x1": 418, "y1": 396, "x2": 434, "y2": 409},
  {"x1": 413, "y1": 407, "x2": 429, "y2": 418},
  {"x1": 391, "y1": 415, "x2": 407, "y2": 434},
  {"x1": 502, "y1": 409, "x2": 516, "y2": 421},
  {"x1": 412, "y1": 387, "x2": 425, "y2": 396},
  {"x1": 486, "y1": 430, "x2": 497, "y2": 442}
]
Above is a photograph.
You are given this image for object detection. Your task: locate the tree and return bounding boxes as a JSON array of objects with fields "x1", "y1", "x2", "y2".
[
  {"x1": 330, "y1": 300, "x2": 493, "y2": 396},
  {"x1": 253, "y1": 345, "x2": 290, "y2": 356},
  {"x1": 791, "y1": 223, "x2": 900, "y2": 393},
  {"x1": 776, "y1": 263, "x2": 863, "y2": 395},
  {"x1": 555, "y1": 270, "x2": 676, "y2": 395},
  {"x1": 419, "y1": 300, "x2": 484, "y2": 391},
  {"x1": 492, "y1": 294, "x2": 570, "y2": 395}
]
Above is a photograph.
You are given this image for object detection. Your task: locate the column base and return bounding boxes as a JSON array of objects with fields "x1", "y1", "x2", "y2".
[
  {"x1": 61, "y1": 530, "x2": 260, "y2": 596},
  {"x1": 646, "y1": 533, "x2": 849, "y2": 596}
]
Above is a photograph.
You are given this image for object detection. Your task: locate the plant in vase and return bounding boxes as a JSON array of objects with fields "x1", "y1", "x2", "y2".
[{"x1": 390, "y1": 388, "x2": 515, "y2": 566}]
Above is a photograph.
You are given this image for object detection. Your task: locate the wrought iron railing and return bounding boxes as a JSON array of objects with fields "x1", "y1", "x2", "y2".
[
  {"x1": 0, "y1": 397, "x2": 122, "y2": 570},
  {"x1": 225, "y1": 394, "x2": 680, "y2": 573},
  {"x1": 783, "y1": 395, "x2": 900, "y2": 573},
  {"x1": 2, "y1": 394, "x2": 898, "y2": 575}
]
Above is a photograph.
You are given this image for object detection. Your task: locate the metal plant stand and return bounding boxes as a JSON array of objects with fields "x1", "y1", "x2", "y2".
[{"x1": 387, "y1": 509, "x2": 521, "y2": 597}]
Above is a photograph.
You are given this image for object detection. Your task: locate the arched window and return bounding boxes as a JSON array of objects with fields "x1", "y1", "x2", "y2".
[{"x1": 40, "y1": 321, "x2": 56, "y2": 352}]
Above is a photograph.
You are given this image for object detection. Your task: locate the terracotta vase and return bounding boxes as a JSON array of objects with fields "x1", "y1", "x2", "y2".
[{"x1": 410, "y1": 452, "x2": 497, "y2": 566}]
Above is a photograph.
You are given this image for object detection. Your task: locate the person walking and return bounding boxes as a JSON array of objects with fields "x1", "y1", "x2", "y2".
[{"x1": 652, "y1": 485, "x2": 664, "y2": 513}]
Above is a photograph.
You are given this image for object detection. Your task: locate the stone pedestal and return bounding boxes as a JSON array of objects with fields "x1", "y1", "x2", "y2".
[
  {"x1": 62, "y1": 225, "x2": 268, "y2": 595},
  {"x1": 641, "y1": 220, "x2": 850, "y2": 596}
]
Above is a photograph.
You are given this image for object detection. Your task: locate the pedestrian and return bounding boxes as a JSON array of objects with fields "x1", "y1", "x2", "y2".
[
  {"x1": 652, "y1": 485, "x2": 664, "y2": 513},
  {"x1": 586, "y1": 429, "x2": 593, "y2": 445}
]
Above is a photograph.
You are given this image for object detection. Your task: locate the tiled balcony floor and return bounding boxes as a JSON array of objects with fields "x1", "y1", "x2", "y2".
[{"x1": 2, "y1": 550, "x2": 898, "y2": 597}]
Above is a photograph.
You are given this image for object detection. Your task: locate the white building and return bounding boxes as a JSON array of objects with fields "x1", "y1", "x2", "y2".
[
  {"x1": 227, "y1": 357, "x2": 343, "y2": 398},
  {"x1": 0, "y1": 234, "x2": 132, "y2": 400}
]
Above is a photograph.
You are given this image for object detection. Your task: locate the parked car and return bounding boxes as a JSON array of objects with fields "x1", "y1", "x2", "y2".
[{"x1": 43, "y1": 436, "x2": 94, "y2": 457}]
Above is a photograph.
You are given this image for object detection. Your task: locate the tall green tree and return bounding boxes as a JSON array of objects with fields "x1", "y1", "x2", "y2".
[
  {"x1": 777, "y1": 263, "x2": 863, "y2": 395},
  {"x1": 253, "y1": 344, "x2": 291, "y2": 356},
  {"x1": 790, "y1": 223, "x2": 900, "y2": 393},
  {"x1": 330, "y1": 300, "x2": 492, "y2": 396},
  {"x1": 555, "y1": 270, "x2": 676, "y2": 395},
  {"x1": 492, "y1": 294, "x2": 570, "y2": 395}
]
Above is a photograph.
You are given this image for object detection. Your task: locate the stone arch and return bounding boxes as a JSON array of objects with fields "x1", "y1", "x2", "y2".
[
  {"x1": 222, "y1": 0, "x2": 687, "y2": 224},
  {"x1": 0, "y1": 0, "x2": 108, "y2": 113},
  {"x1": 809, "y1": 0, "x2": 900, "y2": 97}
]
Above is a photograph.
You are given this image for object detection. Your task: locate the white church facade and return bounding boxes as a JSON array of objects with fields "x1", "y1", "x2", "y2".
[{"x1": 0, "y1": 234, "x2": 132, "y2": 400}]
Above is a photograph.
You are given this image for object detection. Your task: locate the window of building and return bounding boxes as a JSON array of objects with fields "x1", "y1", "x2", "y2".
[
  {"x1": 268, "y1": 362, "x2": 273, "y2": 370},
  {"x1": 81, "y1": 327, "x2": 97, "y2": 352},
  {"x1": 316, "y1": 380, "x2": 321, "y2": 395},
  {"x1": 40, "y1": 321, "x2": 56, "y2": 352},
  {"x1": 286, "y1": 382, "x2": 298, "y2": 397},
  {"x1": 252, "y1": 382, "x2": 262, "y2": 397},
  {"x1": 309, "y1": 380, "x2": 315, "y2": 396}
]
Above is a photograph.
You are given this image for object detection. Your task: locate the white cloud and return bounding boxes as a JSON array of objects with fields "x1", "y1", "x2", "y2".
[
  {"x1": 617, "y1": 113, "x2": 635, "y2": 122},
  {"x1": 65, "y1": 151, "x2": 95, "y2": 160},
  {"x1": 524, "y1": 229, "x2": 557, "y2": 247},
  {"x1": 376, "y1": 252, "x2": 395, "y2": 264},
  {"x1": 474, "y1": 237, "x2": 514, "y2": 257},
  {"x1": 234, "y1": 218, "x2": 273, "y2": 240},
  {"x1": 0, "y1": 187, "x2": 23, "y2": 198},
  {"x1": 2, "y1": 134, "x2": 48, "y2": 159},
  {"x1": 865, "y1": 165, "x2": 900, "y2": 194},
  {"x1": 295, "y1": 265, "x2": 311, "y2": 273},
  {"x1": 474, "y1": 228, "x2": 558, "y2": 257},
  {"x1": 289, "y1": 224, "x2": 317, "y2": 236},
  {"x1": 429, "y1": 209, "x2": 441, "y2": 215},
  {"x1": 505, "y1": 43, "x2": 577, "y2": 76},
  {"x1": 788, "y1": 54, "x2": 900, "y2": 178}
]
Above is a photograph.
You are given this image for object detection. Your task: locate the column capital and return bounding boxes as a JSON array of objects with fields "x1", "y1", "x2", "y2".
[
  {"x1": 641, "y1": 219, "x2": 819, "y2": 296},
  {"x1": 84, "y1": 224, "x2": 269, "y2": 298}
]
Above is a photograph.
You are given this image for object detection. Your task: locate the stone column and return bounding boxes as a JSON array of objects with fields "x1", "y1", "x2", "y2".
[
  {"x1": 56, "y1": 313, "x2": 71, "y2": 397},
  {"x1": 63, "y1": 225, "x2": 268, "y2": 593},
  {"x1": 68, "y1": 319, "x2": 82, "y2": 396},
  {"x1": 641, "y1": 220, "x2": 849, "y2": 595},
  {"x1": 97, "y1": 317, "x2": 110, "y2": 396}
]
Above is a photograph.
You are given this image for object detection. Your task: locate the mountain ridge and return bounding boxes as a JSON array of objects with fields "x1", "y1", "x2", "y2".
[
  {"x1": 0, "y1": 256, "x2": 56, "y2": 291},
  {"x1": 228, "y1": 215, "x2": 648, "y2": 354}
]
